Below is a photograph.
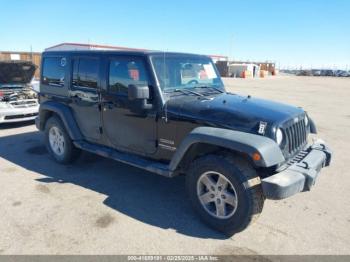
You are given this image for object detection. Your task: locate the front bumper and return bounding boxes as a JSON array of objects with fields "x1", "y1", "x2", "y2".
[
  {"x1": 261, "y1": 139, "x2": 332, "y2": 200},
  {"x1": 0, "y1": 105, "x2": 39, "y2": 123}
]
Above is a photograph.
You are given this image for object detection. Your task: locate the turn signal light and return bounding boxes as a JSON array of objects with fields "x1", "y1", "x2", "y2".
[{"x1": 253, "y1": 152, "x2": 261, "y2": 161}]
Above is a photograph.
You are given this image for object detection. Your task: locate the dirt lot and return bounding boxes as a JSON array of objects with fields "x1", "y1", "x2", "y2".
[{"x1": 0, "y1": 76, "x2": 349, "y2": 255}]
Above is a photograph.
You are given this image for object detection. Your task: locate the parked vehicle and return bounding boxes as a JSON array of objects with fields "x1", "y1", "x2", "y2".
[
  {"x1": 30, "y1": 78, "x2": 40, "y2": 93},
  {"x1": 36, "y1": 50, "x2": 332, "y2": 235},
  {"x1": 296, "y1": 70, "x2": 312, "y2": 76},
  {"x1": 320, "y1": 70, "x2": 334, "y2": 77},
  {"x1": 334, "y1": 70, "x2": 350, "y2": 77},
  {"x1": 311, "y1": 70, "x2": 322, "y2": 76},
  {"x1": 0, "y1": 61, "x2": 39, "y2": 123}
]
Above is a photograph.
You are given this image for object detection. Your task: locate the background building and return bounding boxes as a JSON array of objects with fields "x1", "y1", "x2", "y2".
[
  {"x1": 215, "y1": 60, "x2": 277, "y2": 78},
  {"x1": 232, "y1": 61, "x2": 276, "y2": 75}
]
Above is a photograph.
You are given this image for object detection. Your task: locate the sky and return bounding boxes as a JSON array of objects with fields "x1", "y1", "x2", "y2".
[{"x1": 1, "y1": 0, "x2": 349, "y2": 69}]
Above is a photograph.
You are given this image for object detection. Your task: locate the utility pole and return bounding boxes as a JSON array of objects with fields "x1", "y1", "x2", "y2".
[
  {"x1": 30, "y1": 45, "x2": 33, "y2": 62},
  {"x1": 229, "y1": 34, "x2": 234, "y2": 62}
]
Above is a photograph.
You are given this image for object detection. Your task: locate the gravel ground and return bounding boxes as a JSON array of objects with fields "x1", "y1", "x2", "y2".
[{"x1": 0, "y1": 76, "x2": 349, "y2": 255}]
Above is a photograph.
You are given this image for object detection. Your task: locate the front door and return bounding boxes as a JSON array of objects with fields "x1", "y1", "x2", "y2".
[
  {"x1": 69, "y1": 56, "x2": 101, "y2": 143},
  {"x1": 101, "y1": 56, "x2": 157, "y2": 155}
]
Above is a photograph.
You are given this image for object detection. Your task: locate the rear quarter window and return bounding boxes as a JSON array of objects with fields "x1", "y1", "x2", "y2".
[{"x1": 42, "y1": 57, "x2": 66, "y2": 87}]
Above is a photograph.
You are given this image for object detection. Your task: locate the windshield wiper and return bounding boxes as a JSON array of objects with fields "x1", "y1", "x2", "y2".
[
  {"x1": 194, "y1": 86, "x2": 225, "y2": 94},
  {"x1": 166, "y1": 88, "x2": 204, "y2": 97},
  {"x1": 182, "y1": 88, "x2": 204, "y2": 96}
]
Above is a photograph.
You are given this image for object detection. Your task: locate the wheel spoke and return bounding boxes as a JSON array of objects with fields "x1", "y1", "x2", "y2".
[
  {"x1": 201, "y1": 175, "x2": 216, "y2": 189},
  {"x1": 215, "y1": 201, "x2": 226, "y2": 217},
  {"x1": 199, "y1": 192, "x2": 215, "y2": 204},
  {"x1": 217, "y1": 175, "x2": 228, "y2": 190},
  {"x1": 223, "y1": 192, "x2": 237, "y2": 207},
  {"x1": 59, "y1": 141, "x2": 64, "y2": 151}
]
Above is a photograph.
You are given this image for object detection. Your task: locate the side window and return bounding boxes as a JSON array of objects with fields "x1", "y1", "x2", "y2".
[
  {"x1": 72, "y1": 58, "x2": 99, "y2": 89},
  {"x1": 42, "y1": 57, "x2": 66, "y2": 87},
  {"x1": 109, "y1": 57, "x2": 149, "y2": 94}
]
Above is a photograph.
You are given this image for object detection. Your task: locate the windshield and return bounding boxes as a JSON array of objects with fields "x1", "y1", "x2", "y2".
[{"x1": 151, "y1": 55, "x2": 224, "y2": 92}]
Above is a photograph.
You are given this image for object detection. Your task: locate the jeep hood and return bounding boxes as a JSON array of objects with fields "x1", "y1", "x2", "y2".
[
  {"x1": 0, "y1": 61, "x2": 36, "y2": 85},
  {"x1": 166, "y1": 92, "x2": 304, "y2": 134}
]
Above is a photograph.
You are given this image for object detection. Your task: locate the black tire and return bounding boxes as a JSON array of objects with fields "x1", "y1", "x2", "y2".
[
  {"x1": 44, "y1": 116, "x2": 81, "y2": 164},
  {"x1": 186, "y1": 154, "x2": 265, "y2": 236}
]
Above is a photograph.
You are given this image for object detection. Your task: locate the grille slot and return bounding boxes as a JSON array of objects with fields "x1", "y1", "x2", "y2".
[
  {"x1": 9, "y1": 99, "x2": 38, "y2": 108},
  {"x1": 4, "y1": 113, "x2": 38, "y2": 120},
  {"x1": 287, "y1": 149, "x2": 309, "y2": 166},
  {"x1": 284, "y1": 118, "x2": 307, "y2": 155}
]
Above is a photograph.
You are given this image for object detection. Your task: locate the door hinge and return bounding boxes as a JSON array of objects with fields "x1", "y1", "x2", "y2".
[{"x1": 99, "y1": 127, "x2": 103, "y2": 134}]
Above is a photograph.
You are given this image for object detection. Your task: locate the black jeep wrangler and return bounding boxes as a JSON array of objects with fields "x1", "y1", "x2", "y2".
[{"x1": 36, "y1": 50, "x2": 332, "y2": 235}]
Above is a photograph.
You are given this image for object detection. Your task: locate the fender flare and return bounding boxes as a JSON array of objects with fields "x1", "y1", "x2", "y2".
[
  {"x1": 309, "y1": 118, "x2": 317, "y2": 134},
  {"x1": 169, "y1": 127, "x2": 285, "y2": 171},
  {"x1": 38, "y1": 101, "x2": 83, "y2": 141}
]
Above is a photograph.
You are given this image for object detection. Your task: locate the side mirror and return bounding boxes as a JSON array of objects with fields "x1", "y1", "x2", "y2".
[
  {"x1": 128, "y1": 85, "x2": 150, "y2": 100},
  {"x1": 128, "y1": 84, "x2": 152, "y2": 111}
]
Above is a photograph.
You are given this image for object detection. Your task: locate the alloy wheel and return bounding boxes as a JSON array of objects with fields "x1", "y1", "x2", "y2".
[
  {"x1": 197, "y1": 171, "x2": 238, "y2": 219},
  {"x1": 49, "y1": 126, "x2": 65, "y2": 156}
]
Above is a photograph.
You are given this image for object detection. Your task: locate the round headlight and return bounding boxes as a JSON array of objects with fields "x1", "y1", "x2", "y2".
[
  {"x1": 304, "y1": 115, "x2": 309, "y2": 126},
  {"x1": 276, "y1": 128, "x2": 283, "y2": 145}
]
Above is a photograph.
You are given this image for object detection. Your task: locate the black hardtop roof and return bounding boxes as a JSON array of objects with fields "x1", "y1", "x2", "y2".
[{"x1": 42, "y1": 50, "x2": 209, "y2": 58}]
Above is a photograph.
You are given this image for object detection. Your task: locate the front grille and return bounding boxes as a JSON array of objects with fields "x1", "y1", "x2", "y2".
[
  {"x1": 9, "y1": 99, "x2": 38, "y2": 108},
  {"x1": 284, "y1": 118, "x2": 307, "y2": 156}
]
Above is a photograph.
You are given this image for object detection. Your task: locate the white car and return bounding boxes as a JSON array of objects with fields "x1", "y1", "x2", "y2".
[
  {"x1": 30, "y1": 78, "x2": 40, "y2": 93},
  {"x1": 0, "y1": 61, "x2": 39, "y2": 123}
]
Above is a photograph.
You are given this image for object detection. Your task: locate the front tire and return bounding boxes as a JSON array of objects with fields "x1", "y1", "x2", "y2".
[
  {"x1": 186, "y1": 154, "x2": 265, "y2": 236},
  {"x1": 44, "y1": 116, "x2": 81, "y2": 164}
]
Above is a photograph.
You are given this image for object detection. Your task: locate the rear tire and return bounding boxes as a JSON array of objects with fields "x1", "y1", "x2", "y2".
[
  {"x1": 44, "y1": 116, "x2": 81, "y2": 164},
  {"x1": 186, "y1": 154, "x2": 265, "y2": 236}
]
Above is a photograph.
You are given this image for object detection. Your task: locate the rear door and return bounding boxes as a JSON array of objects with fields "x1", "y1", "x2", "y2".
[{"x1": 69, "y1": 56, "x2": 102, "y2": 143}]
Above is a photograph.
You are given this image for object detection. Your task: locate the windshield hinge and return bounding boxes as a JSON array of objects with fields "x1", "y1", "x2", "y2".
[{"x1": 163, "y1": 103, "x2": 168, "y2": 123}]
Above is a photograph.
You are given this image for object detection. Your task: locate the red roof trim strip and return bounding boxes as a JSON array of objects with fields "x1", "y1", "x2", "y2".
[{"x1": 46, "y1": 42, "x2": 148, "y2": 51}]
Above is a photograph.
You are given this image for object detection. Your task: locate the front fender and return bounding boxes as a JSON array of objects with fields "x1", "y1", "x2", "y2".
[
  {"x1": 309, "y1": 117, "x2": 317, "y2": 134},
  {"x1": 38, "y1": 101, "x2": 83, "y2": 141},
  {"x1": 169, "y1": 127, "x2": 285, "y2": 171}
]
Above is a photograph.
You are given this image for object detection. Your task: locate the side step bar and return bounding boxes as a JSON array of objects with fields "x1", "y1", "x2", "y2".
[{"x1": 73, "y1": 141, "x2": 174, "y2": 177}]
